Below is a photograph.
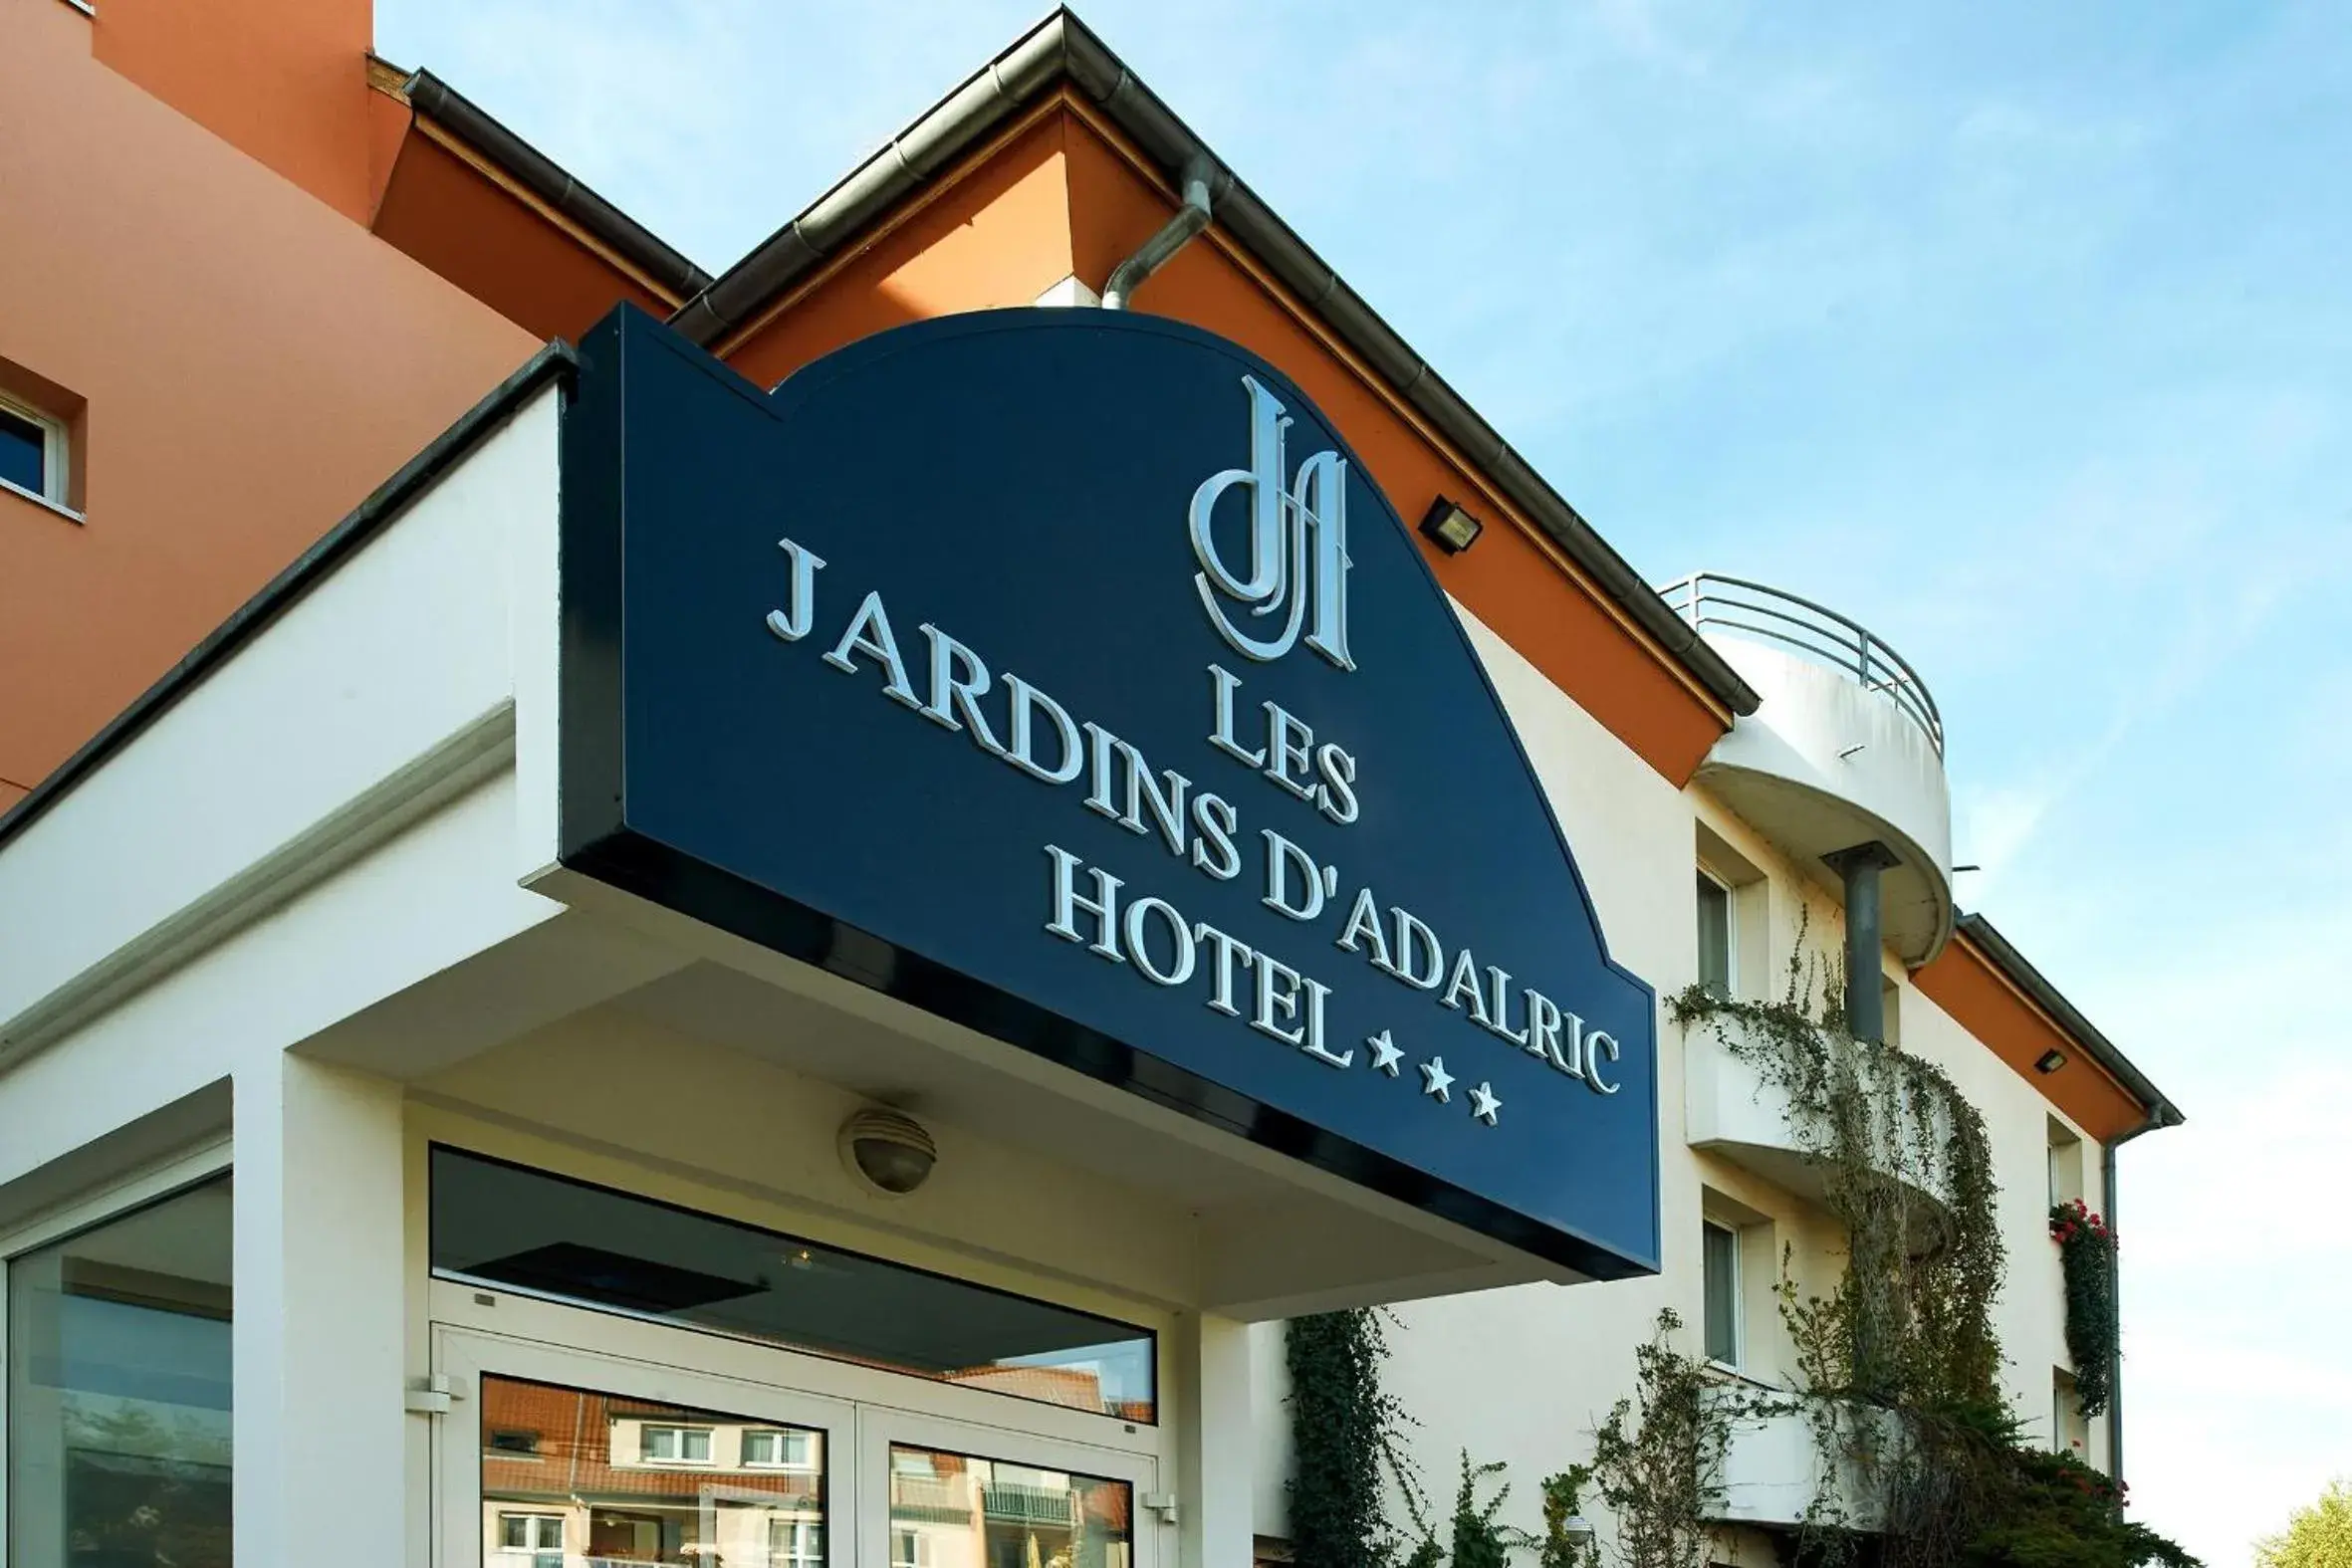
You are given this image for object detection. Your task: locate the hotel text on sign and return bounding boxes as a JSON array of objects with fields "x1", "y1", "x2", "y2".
[{"x1": 559, "y1": 306, "x2": 1662, "y2": 1276}]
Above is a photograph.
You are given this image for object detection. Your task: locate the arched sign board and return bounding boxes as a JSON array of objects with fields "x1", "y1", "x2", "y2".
[{"x1": 560, "y1": 305, "x2": 1661, "y2": 1277}]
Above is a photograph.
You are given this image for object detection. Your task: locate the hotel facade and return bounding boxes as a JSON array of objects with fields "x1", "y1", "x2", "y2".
[{"x1": 0, "y1": 5, "x2": 2179, "y2": 1567}]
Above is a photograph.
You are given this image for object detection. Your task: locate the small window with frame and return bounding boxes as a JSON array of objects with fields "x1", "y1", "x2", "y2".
[
  {"x1": 496, "y1": 1510, "x2": 565, "y2": 1568},
  {"x1": 743, "y1": 1428, "x2": 819, "y2": 1471},
  {"x1": 1696, "y1": 869, "x2": 1736, "y2": 1000},
  {"x1": 639, "y1": 1424, "x2": 714, "y2": 1464},
  {"x1": 0, "y1": 388, "x2": 72, "y2": 515},
  {"x1": 1702, "y1": 1219, "x2": 1743, "y2": 1369}
]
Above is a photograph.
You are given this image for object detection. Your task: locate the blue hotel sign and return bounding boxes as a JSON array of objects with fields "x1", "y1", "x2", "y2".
[{"x1": 559, "y1": 306, "x2": 1660, "y2": 1276}]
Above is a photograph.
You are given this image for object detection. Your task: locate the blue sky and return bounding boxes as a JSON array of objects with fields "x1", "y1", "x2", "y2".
[{"x1": 373, "y1": 3, "x2": 2351, "y2": 1559}]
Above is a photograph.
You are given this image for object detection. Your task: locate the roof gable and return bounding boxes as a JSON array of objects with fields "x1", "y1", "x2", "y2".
[{"x1": 694, "y1": 23, "x2": 1749, "y2": 784}]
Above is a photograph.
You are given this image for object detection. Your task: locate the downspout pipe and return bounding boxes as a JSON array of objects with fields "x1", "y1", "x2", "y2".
[
  {"x1": 1103, "y1": 154, "x2": 1222, "y2": 310},
  {"x1": 2101, "y1": 1109, "x2": 2181, "y2": 1493},
  {"x1": 1825, "y1": 842, "x2": 1899, "y2": 1041}
]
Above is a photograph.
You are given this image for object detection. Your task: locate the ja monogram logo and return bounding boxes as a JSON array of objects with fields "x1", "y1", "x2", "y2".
[{"x1": 1188, "y1": 376, "x2": 1354, "y2": 670}]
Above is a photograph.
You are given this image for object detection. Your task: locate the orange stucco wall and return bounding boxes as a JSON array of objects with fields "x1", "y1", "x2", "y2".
[
  {"x1": 718, "y1": 110, "x2": 1083, "y2": 385},
  {"x1": 370, "y1": 122, "x2": 677, "y2": 344},
  {"x1": 720, "y1": 98, "x2": 1729, "y2": 785},
  {"x1": 0, "y1": 1, "x2": 538, "y2": 809},
  {"x1": 94, "y1": 0, "x2": 376, "y2": 222},
  {"x1": 1914, "y1": 934, "x2": 2148, "y2": 1141}
]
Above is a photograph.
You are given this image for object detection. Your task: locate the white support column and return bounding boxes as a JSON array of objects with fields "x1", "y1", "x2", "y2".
[
  {"x1": 233, "y1": 1051, "x2": 407, "y2": 1568},
  {"x1": 1176, "y1": 1311, "x2": 1258, "y2": 1568}
]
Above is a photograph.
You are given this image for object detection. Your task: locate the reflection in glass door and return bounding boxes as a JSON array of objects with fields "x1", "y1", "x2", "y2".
[
  {"x1": 884, "y1": 1443, "x2": 1133, "y2": 1568},
  {"x1": 479, "y1": 1375, "x2": 827, "y2": 1567}
]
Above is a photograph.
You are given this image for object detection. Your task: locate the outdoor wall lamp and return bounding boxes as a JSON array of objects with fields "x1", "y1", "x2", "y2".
[
  {"x1": 1561, "y1": 1516, "x2": 1596, "y2": 1547},
  {"x1": 1420, "y1": 497, "x2": 1485, "y2": 555},
  {"x1": 839, "y1": 1107, "x2": 937, "y2": 1196},
  {"x1": 2034, "y1": 1048, "x2": 2068, "y2": 1074}
]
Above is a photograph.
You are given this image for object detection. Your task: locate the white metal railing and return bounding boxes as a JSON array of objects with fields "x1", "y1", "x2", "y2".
[{"x1": 1660, "y1": 572, "x2": 1945, "y2": 757}]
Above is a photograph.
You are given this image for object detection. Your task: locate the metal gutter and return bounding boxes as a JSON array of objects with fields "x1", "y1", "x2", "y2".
[
  {"x1": 401, "y1": 69, "x2": 713, "y2": 303},
  {"x1": 0, "y1": 343, "x2": 580, "y2": 854},
  {"x1": 666, "y1": 8, "x2": 1761, "y2": 719},
  {"x1": 1956, "y1": 912, "x2": 2183, "y2": 1133}
]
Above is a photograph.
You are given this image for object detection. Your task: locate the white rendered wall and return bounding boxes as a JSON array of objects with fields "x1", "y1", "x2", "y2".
[
  {"x1": 232, "y1": 1053, "x2": 406, "y2": 1568},
  {"x1": 0, "y1": 389, "x2": 556, "y2": 1060}
]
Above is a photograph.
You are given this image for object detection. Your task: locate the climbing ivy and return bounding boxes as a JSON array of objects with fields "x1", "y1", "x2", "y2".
[
  {"x1": 1671, "y1": 950, "x2": 2009, "y2": 1568},
  {"x1": 1287, "y1": 1309, "x2": 1415, "y2": 1568},
  {"x1": 2051, "y1": 1199, "x2": 2118, "y2": 1419},
  {"x1": 1585, "y1": 1308, "x2": 1787, "y2": 1568},
  {"x1": 1666, "y1": 951, "x2": 2195, "y2": 1568}
]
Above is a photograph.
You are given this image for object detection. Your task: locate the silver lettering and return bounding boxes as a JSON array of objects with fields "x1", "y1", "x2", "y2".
[
  {"x1": 1043, "y1": 845, "x2": 1123, "y2": 962},
  {"x1": 1261, "y1": 830, "x2": 1326, "y2": 922},
  {"x1": 821, "y1": 590, "x2": 921, "y2": 709},
  {"x1": 1004, "y1": 675, "x2": 1083, "y2": 784},
  {"x1": 765, "y1": 538, "x2": 826, "y2": 641},
  {"x1": 917, "y1": 623, "x2": 1005, "y2": 755},
  {"x1": 1252, "y1": 949, "x2": 1307, "y2": 1047},
  {"x1": 1194, "y1": 922, "x2": 1252, "y2": 1015},
  {"x1": 1207, "y1": 665, "x2": 1266, "y2": 768},
  {"x1": 1122, "y1": 897, "x2": 1196, "y2": 987}
]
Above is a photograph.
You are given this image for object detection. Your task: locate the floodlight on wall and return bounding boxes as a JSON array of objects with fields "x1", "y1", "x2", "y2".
[
  {"x1": 2034, "y1": 1049, "x2": 2068, "y2": 1075},
  {"x1": 839, "y1": 1107, "x2": 937, "y2": 1197},
  {"x1": 1419, "y1": 497, "x2": 1485, "y2": 555}
]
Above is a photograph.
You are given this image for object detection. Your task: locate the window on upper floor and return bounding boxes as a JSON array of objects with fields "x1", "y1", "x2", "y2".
[
  {"x1": 2047, "y1": 1118, "x2": 2084, "y2": 1208},
  {"x1": 0, "y1": 354, "x2": 85, "y2": 518},
  {"x1": 744, "y1": 1428, "x2": 820, "y2": 1471},
  {"x1": 0, "y1": 391, "x2": 68, "y2": 511},
  {"x1": 640, "y1": 1424, "x2": 714, "y2": 1464},
  {"x1": 1697, "y1": 869, "x2": 1735, "y2": 1000},
  {"x1": 1702, "y1": 1219, "x2": 1743, "y2": 1367}
]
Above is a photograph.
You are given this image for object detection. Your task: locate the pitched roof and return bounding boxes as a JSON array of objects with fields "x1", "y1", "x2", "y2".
[{"x1": 664, "y1": 8, "x2": 1760, "y2": 718}]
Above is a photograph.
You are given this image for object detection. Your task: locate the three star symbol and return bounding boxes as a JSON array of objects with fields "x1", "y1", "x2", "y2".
[
  {"x1": 1419, "y1": 1055, "x2": 1454, "y2": 1103},
  {"x1": 1366, "y1": 1034, "x2": 1501, "y2": 1127}
]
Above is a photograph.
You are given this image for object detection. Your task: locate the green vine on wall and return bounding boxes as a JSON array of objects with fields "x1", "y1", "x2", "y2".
[
  {"x1": 2051, "y1": 1199, "x2": 2118, "y2": 1418},
  {"x1": 1671, "y1": 949, "x2": 2012, "y2": 1568},
  {"x1": 1288, "y1": 1309, "x2": 1417, "y2": 1568},
  {"x1": 1585, "y1": 1308, "x2": 1787, "y2": 1568}
]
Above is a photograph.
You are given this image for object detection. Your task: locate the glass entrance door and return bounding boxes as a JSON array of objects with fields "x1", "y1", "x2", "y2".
[
  {"x1": 438, "y1": 1328, "x2": 856, "y2": 1568},
  {"x1": 858, "y1": 1408, "x2": 1154, "y2": 1568},
  {"x1": 437, "y1": 1321, "x2": 1158, "y2": 1568}
]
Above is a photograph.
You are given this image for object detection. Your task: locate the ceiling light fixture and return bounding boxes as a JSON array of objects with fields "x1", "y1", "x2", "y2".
[
  {"x1": 839, "y1": 1107, "x2": 937, "y2": 1197},
  {"x1": 2034, "y1": 1049, "x2": 2067, "y2": 1075}
]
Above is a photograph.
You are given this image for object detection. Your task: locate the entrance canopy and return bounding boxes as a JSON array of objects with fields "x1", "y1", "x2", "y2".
[{"x1": 0, "y1": 308, "x2": 1664, "y2": 1317}]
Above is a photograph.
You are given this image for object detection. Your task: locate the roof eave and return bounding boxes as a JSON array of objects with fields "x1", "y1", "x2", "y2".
[
  {"x1": 668, "y1": 8, "x2": 1761, "y2": 719},
  {"x1": 396, "y1": 67, "x2": 715, "y2": 303},
  {"x1": 1957, "y1": 912, "x2": 2183, "y2": 1137}
]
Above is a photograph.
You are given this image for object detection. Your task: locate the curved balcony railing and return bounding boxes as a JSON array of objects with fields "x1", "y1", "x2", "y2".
[{"x1": 1659, "y1": 572, "x2": 1945, "y2": 758}]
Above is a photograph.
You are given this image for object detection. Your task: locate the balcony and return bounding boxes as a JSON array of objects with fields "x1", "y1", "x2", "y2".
[
  {"x1": 1710, "y1": 1390, "x2": 1896, "y2": 1531},
  {"x1": 1684, "y1": 1021, "x2": 1953, "y2": 1216},
  {"x1": 1661, "y1": 573, "x2": 1954, "y2": 965}
]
